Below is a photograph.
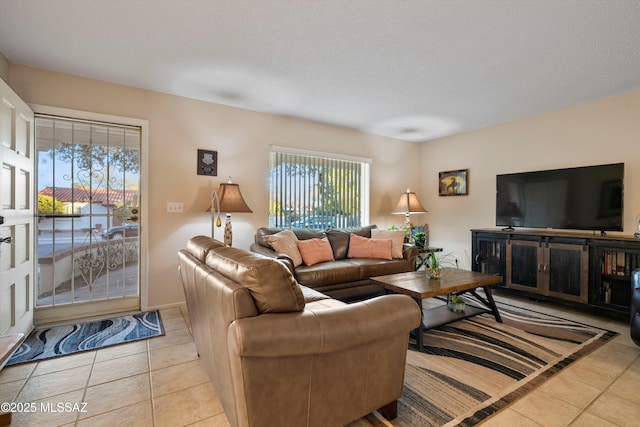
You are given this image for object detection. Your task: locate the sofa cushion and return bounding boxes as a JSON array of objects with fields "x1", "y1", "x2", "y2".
[
  {"x1": 265, "y1": 229, "x2": 303, "y2": 267},
  {"x1": 205, "y1": 246, "x2": 305, "y2": 314},
  {"x1": 347, "y1": 233, "x2": 392, "y2": 260},
  {"x1": 296, "y1": 260, "x2": 364, "y2": 287},
  {"x1": 326, "y1": 225, "x2": 377, "y2": 259},
  {"x1": 371, "y1": 229, "x2": 406, "y2": 259},
  {"x1": 187, "y1": 235, "x2": 227, "y2": 261},
  {"x1": 297, "y1": 237, "x2": 335, "y2": 266}
]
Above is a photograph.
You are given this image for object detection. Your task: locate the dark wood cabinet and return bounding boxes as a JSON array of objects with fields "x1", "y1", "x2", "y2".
[{"x1": 472, "y1": 229, "x2": 639, "y2": 316}]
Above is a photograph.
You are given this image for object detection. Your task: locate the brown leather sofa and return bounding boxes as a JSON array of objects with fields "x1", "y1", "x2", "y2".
[
  {"x1": 631, "y1": 268, "x2": 640, "y2": 346},
  {"x1": 250, "y1": 225, "x2": 417, "y2": 300},
  {"x1": 178, "y1": 236, "x2": 421, "y2": 427}
]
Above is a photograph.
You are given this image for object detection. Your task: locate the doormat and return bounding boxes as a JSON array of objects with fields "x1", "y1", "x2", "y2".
[
  {"x1": 361, "y1": 301, "x2": 617, "y2": 427},
  {"x1": 6, "y1": 310, "x2": 164, "y2": 366}
]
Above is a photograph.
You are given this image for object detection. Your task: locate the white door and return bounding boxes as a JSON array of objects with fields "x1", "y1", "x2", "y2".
[{"x1": 0, "y1": 79, "x2": 35, "y2": 338}]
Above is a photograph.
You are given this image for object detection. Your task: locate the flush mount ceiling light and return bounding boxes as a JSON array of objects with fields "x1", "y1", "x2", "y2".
[{"x1": 369, "y1": 115, "x2": 461, "y2": 142}]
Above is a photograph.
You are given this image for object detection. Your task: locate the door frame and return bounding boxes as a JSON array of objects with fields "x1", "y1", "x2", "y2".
[{"x1": 31, "y1": 105, "x2": 149, "y2": 324}]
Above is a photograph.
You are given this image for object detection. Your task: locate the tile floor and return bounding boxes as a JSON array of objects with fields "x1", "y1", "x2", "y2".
[{"x1": 0, "y1": 292, "x2": 638, "y2": 427}]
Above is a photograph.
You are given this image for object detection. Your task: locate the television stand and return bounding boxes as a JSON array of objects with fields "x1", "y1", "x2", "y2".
[
  {"x1": 600, "y1": 230, "x2": 608, "y2": 237},
  {"x1": 501, "y1": 226, "x2": 515, "y2": 231}
]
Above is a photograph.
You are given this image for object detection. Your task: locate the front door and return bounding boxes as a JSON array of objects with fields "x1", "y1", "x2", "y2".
[
  {"x1": 0, "y1": 79, "x2": 35, "y2": 338},
  {"x1": 34, "y1": 114, "x2": 142, "y2": 323}
]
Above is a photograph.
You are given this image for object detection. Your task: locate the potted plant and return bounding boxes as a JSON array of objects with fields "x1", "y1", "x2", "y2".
[
  {"x1": 448, "y1": 294, "x2": 465, "y2": 312},
  {"x1": 414, "y1": 251, "x2": 456, "y2": 279},
  {"x1": 413, "y1": 231, "x2": 426, "y2": 249}
]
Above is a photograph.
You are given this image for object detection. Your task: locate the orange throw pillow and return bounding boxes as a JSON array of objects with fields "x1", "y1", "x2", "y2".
[
  {"x1": 347, "y1": 233, "x2": 393, "y2": 260},
  {"x1": 297, "y1": 237, "x2": 335, "y2": 266}
]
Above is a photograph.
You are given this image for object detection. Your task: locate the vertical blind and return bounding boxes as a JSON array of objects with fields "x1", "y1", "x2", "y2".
[{"x1": 269, "y1": 147, "x2": 370, "y2": 229}]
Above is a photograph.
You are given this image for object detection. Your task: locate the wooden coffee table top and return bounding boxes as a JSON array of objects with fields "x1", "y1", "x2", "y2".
[{"x1": 371, "y1": 268, "x2": 503, "y2": 299}]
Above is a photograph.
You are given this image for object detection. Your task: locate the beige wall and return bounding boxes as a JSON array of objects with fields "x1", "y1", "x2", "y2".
[
  {"x1": 8, "y1": 64, "x2": 421, "y2": 308},
  {"x1": 0, "y1": 52, "x2": 9, "y2": 83},
  {"x1": 419, "y1": 90, "x2": 640, "y2": 270}
]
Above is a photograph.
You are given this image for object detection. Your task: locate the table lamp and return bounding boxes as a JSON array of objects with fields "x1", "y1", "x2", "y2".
[{"x1": 391, "y1": 188, "x2": 427, "y2": 228}]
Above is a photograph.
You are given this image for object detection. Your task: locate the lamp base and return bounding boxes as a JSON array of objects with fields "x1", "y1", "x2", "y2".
[{"x1": 224, "y1": 214, "x2": 233, "y2": 246}]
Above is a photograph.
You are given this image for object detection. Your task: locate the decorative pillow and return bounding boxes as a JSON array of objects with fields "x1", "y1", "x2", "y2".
[
  {"x1": 326, "y1": 225, "x2": 377, "y2": 259},
  {"x1": 205, "y1": 246, "x2": 305, "y2": 314},
  {"x1": 371, "y1": 229, "x2": 406, "y2": 259},
  {"x1": 297, "y1": 238, "x2": 335, "y2": 266},
  {"x1": 347, "y1": 233, "x2": 392, "y2": 260},
  {"x1": 266, "y1": 229, "x2": 303, "y2": 267}
]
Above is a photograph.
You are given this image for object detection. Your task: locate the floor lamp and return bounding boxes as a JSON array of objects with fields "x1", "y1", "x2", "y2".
[{"x1": 210, "y1": 178, "x2": 253, "y2": 246}]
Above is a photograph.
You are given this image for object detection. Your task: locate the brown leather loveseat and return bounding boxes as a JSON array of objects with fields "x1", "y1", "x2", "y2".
[
  {"x1": 250, "y1": 225, "x2": 417, "y2": 300},
  {"x1": 178, "y1": 236, "x2": 421, "y2": 427}
]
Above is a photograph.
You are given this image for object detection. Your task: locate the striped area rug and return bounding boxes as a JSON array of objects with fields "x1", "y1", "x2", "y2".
[
  {"x1": 364, "y1": 302, "x2": 617, "y2": 427},
  {"x1": 6, "y1": 311, "x2": 164, "y2": 366}
]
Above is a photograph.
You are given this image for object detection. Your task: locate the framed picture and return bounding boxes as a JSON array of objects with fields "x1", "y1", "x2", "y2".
[
  {"x1": 197, "y1": 149, "x2": 217, "y2": 176},
  {"x1": 439, "y1": 169, "x2": 468, "y2": 196}
]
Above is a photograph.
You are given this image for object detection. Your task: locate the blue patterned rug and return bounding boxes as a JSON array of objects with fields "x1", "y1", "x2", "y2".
[{"x1": 6, "y1": 311, "x2": 164, "y2": 366}]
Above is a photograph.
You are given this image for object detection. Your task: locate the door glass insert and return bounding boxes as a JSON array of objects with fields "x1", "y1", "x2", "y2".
[{"x1": 35, "y1": 116, "x2": 141, "y2": 307}]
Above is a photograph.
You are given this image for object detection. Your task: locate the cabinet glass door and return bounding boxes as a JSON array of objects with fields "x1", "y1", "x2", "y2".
[
  {"x1": 507, "y1": 240, "x2": 542, "y2": 291},
  {"x1": 546, "y1": 243, "x2": 588, "y2": 302}
]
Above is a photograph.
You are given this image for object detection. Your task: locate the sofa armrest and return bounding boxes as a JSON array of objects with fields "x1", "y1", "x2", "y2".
[
  {"x1": 229, "y1": 294, "x2": 421, "y2": 358},
  {"x1": 403, "y1": 244, "x2": 418, "y2": 262},
  {"x1": 249, "y1": 243, "x2": 277, "y2": 258}
]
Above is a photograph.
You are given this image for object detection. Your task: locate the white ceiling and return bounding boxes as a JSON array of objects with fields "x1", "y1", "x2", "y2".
[{"x1": 1, "y1": 0, "x2": 639, "y2": 142}]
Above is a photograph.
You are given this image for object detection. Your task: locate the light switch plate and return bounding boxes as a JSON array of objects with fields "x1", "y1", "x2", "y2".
[{"x1": 167, "y1": 202, "x2": 184, "y2": 213}]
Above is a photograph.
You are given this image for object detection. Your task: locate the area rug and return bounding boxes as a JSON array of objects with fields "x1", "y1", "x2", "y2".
[
  {"x1": 6, "y1": 311, "x2": 164, "y2": 366},
  {"x1": 363, "y1": 301, "x2": 617, "y2": 427}
]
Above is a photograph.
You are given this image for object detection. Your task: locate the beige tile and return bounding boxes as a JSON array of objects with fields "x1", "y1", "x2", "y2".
[
  {"x1": 479, "y1": 408, "x2": 543, "y2": 426},
  {"x1": 31, "y1": 350, "x2": 96, "y2": 376},
  {"x1": 151, "y1": 359, "x2": 210, "y2": 397},
  {"x1": 510, "y1": 389, "x2": 582, "y2": 427},
  {"x1": 588, "y1": 340, "x2": 639, "y2": 371},
  {"x1": 0, "y1": 362, "x2": 35, "y2": 384},
  {"x1": 153, "y1": 382, "x2": 224, "y2": 427},
  {"x1": 161, "y1": 315, "x2": 188, "y2": 332},
  {"x1": 9, "y1": 389, "x2": 85, "y2": 427},
  {"x1": 88, "y1": 351, "x2": 149, "y2": 386},
  {"x1": 94, "y1": 340, "x2": 148, "y2": 363},
  {"x1": 0, "y1": 378, "x2": 26, "y2": 403},
  {"x1": 147, "y1": 326, "x2": 194, "y2": 350},
  {"x1": 149, "y1": 341, "x2": 198, "y2": 371},
  {"x1": 188, "y1": 413, "x2": 232, "y2": 427},
  {"x1": 159, "y1": 307, "x2": 183, "y2": 320},
  {"x1": 559, "y1": 358, "x2": 619, "y2": 390},
  {"x1": 586, "y1": 390, "x2": 640, "y2": 427},
  {"x1": 75, "y1": 400, "x2": 153, "y2": 427},
  {"x1": 79, "y1": 373, "x2": 150, "y2": 419},
  {"x1": 17, "y1": 364, "x2": 92, "y2": 402},
  {"x1": 570, "y1": 412, "x2": 619, "y2": 427},
  {"x1": 536, "y1": 372, "x2": 601, "y2": 409}
]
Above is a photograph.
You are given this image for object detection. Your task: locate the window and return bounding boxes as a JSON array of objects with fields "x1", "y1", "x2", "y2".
[{"x1": 269, "y1": 146, "x2": 370, "y2": 229}]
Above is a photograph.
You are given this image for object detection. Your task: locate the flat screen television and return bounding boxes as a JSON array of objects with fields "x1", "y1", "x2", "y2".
[{"x1": 496, "y1": 163, "x2": 624, "y2": 232}]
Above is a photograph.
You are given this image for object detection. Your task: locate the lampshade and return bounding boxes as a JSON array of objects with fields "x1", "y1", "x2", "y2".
[
  {"x1": 392, "y1": 189, "x2": 427, "y2": 215},
  {"x1": 216, "y1": 183, "x2": 253, "y2": 213}
]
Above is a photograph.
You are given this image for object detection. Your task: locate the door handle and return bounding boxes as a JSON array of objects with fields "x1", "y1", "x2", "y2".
[{"x1": 0, "y1": 236, "x2": 12, "y2": 244}]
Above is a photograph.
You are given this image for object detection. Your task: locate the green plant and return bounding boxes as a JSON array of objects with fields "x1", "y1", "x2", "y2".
[
  {"x1": 413, "y1": 231, "x2": 426, "y2": 249},
  {"x1": 450, "y1": 294, "x2": 465, "y2": 304},
  {"x1": 414, "y1": 251, "x2": 456, "y2": 271}
]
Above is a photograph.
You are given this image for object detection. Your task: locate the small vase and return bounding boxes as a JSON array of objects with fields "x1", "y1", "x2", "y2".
[
  {"x1": 426, "y1": 267, "x2": 442, "y2": 279},
  {"x1": 448, "y1": 301, "x2": 465, "y2": 312}
]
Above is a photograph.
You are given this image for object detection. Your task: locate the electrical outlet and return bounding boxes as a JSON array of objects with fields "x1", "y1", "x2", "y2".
[{"x1": 167, "y1": 202, "x2": 184, "y2": 213}]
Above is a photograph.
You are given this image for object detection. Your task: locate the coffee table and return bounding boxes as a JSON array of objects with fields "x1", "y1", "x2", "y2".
[{"x1": 371, "y1": 268, "x2": 503, "y2": 352}]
